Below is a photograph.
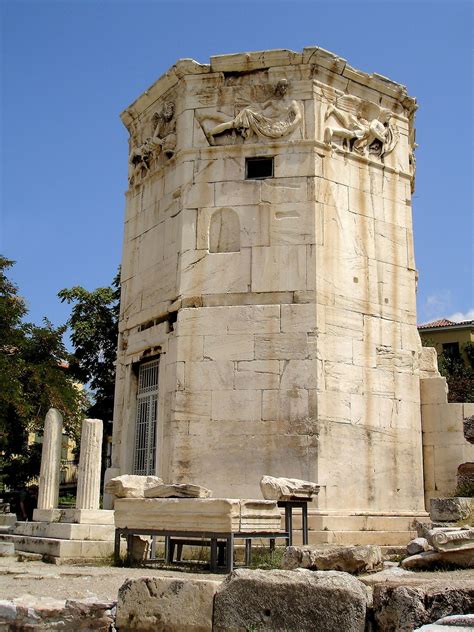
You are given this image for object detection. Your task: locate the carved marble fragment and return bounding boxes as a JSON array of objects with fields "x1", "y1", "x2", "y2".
[
  {"x1": 427, "y1": 527, "x2": 474, "y2": 552},
  {"x1": 260, "y1": 475, "x2": 320, "y2": 500},
  {"x1": 104, "y1": 474, "x2": 164, "y2": 498},
  {"x1": 128, "y1": 101, "x2": 176, "y2": 184}
]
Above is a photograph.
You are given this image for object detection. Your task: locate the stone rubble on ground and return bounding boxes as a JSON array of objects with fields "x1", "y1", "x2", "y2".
[
  {"x1": 104, "y1": 474, "x2": 164, "y2": 498},
  {"x1": 373, "y1": 580, "x2": 474, "y2": 632},
  {"x1": 0, "y1": 595, "x2": 116, "y2": 631},
  {"x1": 143, "y1": 482, "x2": 212, "y2": 498},
  {"x1": 282, "y1": 544, "x2": 383, "y2": 574},
  {"x1": 402, "y1": 526, "x2": 474, "y2": 570},
  {"x1": 260, "y1": 475, "x2": 320, "y2": 500},
  {"x1": 213, "y1": 568, "x2": 368, "y2": 632},
  {"x1": 407, "y1": 537, "x2": 430, "y2": 555}
]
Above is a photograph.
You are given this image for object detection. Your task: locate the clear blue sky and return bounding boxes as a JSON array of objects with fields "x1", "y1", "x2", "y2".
[{"x1": 1, "y1": 0, "x2": 473, "y2": 330}]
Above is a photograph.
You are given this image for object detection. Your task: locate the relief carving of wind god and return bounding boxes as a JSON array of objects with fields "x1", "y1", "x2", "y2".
[
  {"x1": 323, "y1": 94, "x2": 398, "y2": 160},
  {"x1": 128, "y1": 101, "x2": 176, "y2": 185},
  {"x1": 197, "y1": 79, "x2": 303, "y2": 145}
]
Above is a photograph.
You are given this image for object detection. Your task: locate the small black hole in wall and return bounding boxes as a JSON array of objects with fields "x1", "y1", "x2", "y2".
[
  {"x1": 264, "y1": 609, "x2": 272, "y2": 617},
  {"x1": 246, "y1": 156, "x2": 274, "y2": 179}
]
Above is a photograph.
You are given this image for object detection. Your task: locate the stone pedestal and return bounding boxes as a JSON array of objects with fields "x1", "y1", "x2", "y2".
[
  {"x1": 76, "y1": 419, "x2": 103, "y2": 510},
  {"x1": 37, "y1": 408, "x2": 63, "y2": 511}
]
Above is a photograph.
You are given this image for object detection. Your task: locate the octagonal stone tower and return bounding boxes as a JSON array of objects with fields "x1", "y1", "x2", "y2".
[{"x1": 111, "y1": 47, "x2": 425, "y2": 522}]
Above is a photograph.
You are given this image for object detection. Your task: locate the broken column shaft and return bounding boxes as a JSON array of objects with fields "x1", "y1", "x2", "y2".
[
  {"x1": 75, "y1": 419, "x2": 103, "y2": 510},
  {"x1": 37, "y1": 408, "x2": 63, "y2": 510}
]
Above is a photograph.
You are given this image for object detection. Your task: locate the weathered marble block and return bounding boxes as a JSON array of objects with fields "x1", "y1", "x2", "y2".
[
  {"x1": 260, "y1": 475, "x2": 320, "y2": 500},
  {"x1": 430, "y1": 497, "x2": 473, "y2": 522},
  {"x1": 104, "y1": 474, "x2": 163, "y2": 498},
  {"x1": 114, "y1": 498, "x2": 281, "y2": 533}
]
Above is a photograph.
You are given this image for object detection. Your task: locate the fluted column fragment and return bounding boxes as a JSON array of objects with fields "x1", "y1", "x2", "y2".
[
  {"x1": 76, "y1": 419, "x2": 103, "y2": 510},
  {"x1": 37, "y1": 408, "x2": 63, "y2": 510}
]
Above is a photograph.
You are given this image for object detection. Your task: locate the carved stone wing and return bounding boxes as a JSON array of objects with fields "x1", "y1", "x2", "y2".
[
  {"x1": 358, "y1": 101, "x2": 382, "y2": 122},
  {"x1": 334, "y1": 94, "x2": 362, "y2": 116}
]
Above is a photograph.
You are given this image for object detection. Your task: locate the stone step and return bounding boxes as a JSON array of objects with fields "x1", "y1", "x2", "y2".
[
  {"x1": 32, "y1": 508, "x2": 114, "y2": 525},
  {"x1": 13, "y1": 521, "x2": 115, "y2": 541},
  {"x1": 0, "y1": 533, "x2": 114, "y2": 559},
  {"x1": 288, "y1": 514, "x2": 429, "y2": 532},
  {"x1": 307, "y1": 530, "x2": 416, "y2": 546}
]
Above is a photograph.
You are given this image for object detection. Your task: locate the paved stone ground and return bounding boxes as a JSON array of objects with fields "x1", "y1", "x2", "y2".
[
  {"x1": 1, "y1": 557, "x2": 473, "y2": 603},
  {"x1": 0, "y1": 557, "x2": 223, "y2": 601}
]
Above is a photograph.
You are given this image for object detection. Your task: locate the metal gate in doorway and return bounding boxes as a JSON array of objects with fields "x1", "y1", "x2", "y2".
[{"x1": 133, "y1": 358, "x2": 159, "y2": 475}]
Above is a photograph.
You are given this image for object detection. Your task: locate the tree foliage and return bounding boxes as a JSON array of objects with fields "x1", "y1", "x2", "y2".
[
  {"x1": 58, "y1": 270, "x2": 120, "y2": 424},
  {"x1": 0, "y1": 256, "x2": 86, "y2": 489},
  {"x1": 439, "y1": 347, "x2": 474, "y2": 403}
]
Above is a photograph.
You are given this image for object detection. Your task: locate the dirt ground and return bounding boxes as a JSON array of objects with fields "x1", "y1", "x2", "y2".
[
  {"x1": 1, "y1": 556, "x2": 473, "y2": 604},
  {"x1": 0, "y1": 557, "x2": 223, "y2": 602}
]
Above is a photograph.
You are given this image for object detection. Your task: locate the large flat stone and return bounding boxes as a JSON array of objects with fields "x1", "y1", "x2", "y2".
[
  {"x1": 114, "y1": 498, "x2": 281, "y2": 533},
  {"x1": 116, "y1": 576, "x2": 222, "y2": 631},
  {"x1": 213, "y1": 568, "x2": 368, "y2": 632},
  {"x1": 115, "y1": 498, "x2": 240, "y2": 532}
]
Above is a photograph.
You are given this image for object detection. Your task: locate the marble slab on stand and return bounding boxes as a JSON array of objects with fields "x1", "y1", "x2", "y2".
[{"x1": 114, "y1": 498, "x2": 281, "y2": 533}]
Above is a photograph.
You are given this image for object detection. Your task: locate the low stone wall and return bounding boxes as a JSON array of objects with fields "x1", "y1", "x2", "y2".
[
  {"x1": 420, "y1": 375, "x2": 474, "y2": 506},
  {"x1": 2, "y1": 569, "x2": 473, "y2": 631}
]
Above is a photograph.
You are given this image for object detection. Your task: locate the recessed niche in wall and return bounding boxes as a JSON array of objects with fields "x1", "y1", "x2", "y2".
[{"x1": 209, "y1": 208, "x2": 240, "y2": 253}]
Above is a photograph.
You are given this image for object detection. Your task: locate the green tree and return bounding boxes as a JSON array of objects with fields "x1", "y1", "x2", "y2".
[
  {"x1": 438, "y1": 343, "x2": 474, "y2": 403},
  {"x1": 58, "y1": 270, "x2": 120, "y2": 426},
  {"x1": 0, "y1": 256, "x2": 86, "y2": 489}
]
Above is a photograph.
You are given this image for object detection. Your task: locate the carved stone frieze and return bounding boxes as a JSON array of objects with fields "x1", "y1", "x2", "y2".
[
  {"x1": 128, "y1": 101, "x2": 176, "y2": 185},
  {"x1": 197, "y1": 79, "x2": 303, "y2": 146},
  {"x1": 323, "y1": 93, "x2": 398, "y2": 160}
]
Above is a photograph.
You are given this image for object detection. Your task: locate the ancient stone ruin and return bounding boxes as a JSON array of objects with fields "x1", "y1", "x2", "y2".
[
  {"x1": 4, "y1": 410, "x2": 115, "y2": 560},
  {"x1": 105, "y1": 46, "x2": 443, "y2": 546}
]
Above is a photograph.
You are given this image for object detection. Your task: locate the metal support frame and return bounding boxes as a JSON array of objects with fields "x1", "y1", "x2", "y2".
[
  {"x1": 114, "y1": 527, "x2": 289, "y2": 573},
  {"x1": 277, "y1": 499, "x2": 311, "y2": 546}
]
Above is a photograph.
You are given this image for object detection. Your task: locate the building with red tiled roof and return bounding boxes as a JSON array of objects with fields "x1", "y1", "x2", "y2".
[{"x1": 418, "y1": 318, "x2": 474, "y2": 365}]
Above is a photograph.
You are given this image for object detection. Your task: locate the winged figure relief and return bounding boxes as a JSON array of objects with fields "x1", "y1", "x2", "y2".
[{"x1": 324, "y1": 93, "x2": 398, "y2": 159}]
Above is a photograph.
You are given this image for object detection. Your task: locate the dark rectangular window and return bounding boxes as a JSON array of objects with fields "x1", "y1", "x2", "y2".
[
  {"x1": 442, "y1": 342, "x2": 460, "y2": 361},
  {"x1": 245, "y1": 156, "x2": 274, "y2": 179}
]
